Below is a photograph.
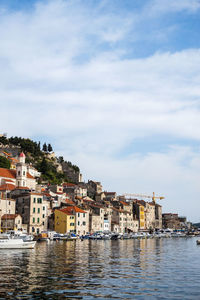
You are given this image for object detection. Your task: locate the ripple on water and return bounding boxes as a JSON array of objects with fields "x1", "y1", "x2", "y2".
[{"x1": 0, "y1": 238, "x2": 200, "y2": 299}]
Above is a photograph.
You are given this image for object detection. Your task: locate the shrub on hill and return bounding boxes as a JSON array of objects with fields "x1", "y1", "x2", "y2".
[{"x1": 0, "y1": 156, "x2": 11, "y2": 169}]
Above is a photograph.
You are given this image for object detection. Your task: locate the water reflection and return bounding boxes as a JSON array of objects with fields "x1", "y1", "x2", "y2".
[{"x1": 0, "y1": 238, "x2": 200, "y2": 299}]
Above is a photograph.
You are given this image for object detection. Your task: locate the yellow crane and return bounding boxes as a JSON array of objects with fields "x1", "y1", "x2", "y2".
[{"x1": 123, "y1": 192, "x2": 164, "y2": 204}]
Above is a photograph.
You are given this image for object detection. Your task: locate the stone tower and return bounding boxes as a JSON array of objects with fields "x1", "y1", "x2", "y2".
[{"x1": 16, "y1": 152, "x2": 27, "y2": 187}]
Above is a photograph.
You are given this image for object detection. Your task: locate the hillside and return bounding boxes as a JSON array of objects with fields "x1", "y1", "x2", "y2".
[{"x1": 0, "y1": 136, "x2": 80, "y2": 185}]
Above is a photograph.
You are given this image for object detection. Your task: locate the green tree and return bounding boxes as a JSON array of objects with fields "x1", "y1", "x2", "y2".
[
  {"x1": 42, "y1": 143, "x2": 47, "y2": 152},
  {"x1": 0, "y1": 156, "x2": 11, "y2": 169},
  {"x1": 48, "y1": 143, "x2": 53, "y2": 152}
]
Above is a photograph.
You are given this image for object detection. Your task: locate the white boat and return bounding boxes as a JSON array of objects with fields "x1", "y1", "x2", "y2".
[
  {"x1": 0, "y1": 235, "x2": 36, "y2": 249},
  {"x1": 196, "y1": 240, "x2": 200, "y2": 245}
]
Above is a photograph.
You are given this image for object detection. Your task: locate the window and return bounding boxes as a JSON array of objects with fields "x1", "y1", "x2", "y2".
[
  {"x1": 78, "y1": 213, "x2": 80, "y2": 217},
  {"x1": 33, "y1": 218, "x2": 35, "y2": 223},
  {"x1": 70, "y1": 223, "x2": 75, "y2": 226},
  {"x1": 42, "y1": 214, "x2": 45, "y2": 218},
  {"x1": 8, "y1": 201, "x2": 10, "y2": 205},
  {"x1": 37, "y1": 218, "x2": 40, "y2": 223},
  {"x1": 33, "y1": 208, "x2": 35, "y2": 213},
  {"x1": 33, "y1": 198, "x2": 36, "y2": 203},
  {"x1": 38, "y1": 208, "x2": 40, "y2": 213},
  {"x1": 42, "y1": 222, "x2": 44, "y2": 226},
  {"x1": 23, "y1": 171, "x2": 25, "y2": 176},
  {"x1": 18, "y1": 171, "x2": 20, "y2": 176},
  {"x1": 37, "y1": 198, "x2": 42, "y2": 204},
  {"x1": 43, "y1": 206, "x2": 45, "y2": 211},
  {"x1": 32, "y1": 227, "x2": 35, "y2": 232},
  {"x1": 83, "y1": 213, "x2": 85, "y2": 218},
  {"x1": 83, "y1": 221, "x2": 86, "y2": 226},
  {"x1": 78, "y1": 221, "x2": 80, "y2": 226}
]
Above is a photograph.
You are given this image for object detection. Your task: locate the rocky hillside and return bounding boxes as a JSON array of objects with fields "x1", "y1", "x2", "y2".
[{"x1": 0, "y1": 136, "x2": 80, "y2": 185}]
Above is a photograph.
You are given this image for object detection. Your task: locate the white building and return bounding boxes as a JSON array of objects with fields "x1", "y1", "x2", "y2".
[{"x1": 0, "y1": 152, "x2": 36, "y2": 190}]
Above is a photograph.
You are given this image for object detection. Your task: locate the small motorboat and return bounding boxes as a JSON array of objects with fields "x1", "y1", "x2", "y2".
[
  {"x1": 196, "y1": 240, "x2": 200, "y2": 245},
  {"x1": 0, "y1": 235, "x2": 36, "y2": 249}
]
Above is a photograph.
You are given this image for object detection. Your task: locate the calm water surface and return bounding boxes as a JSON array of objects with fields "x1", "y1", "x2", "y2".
[{"x1": 0, "y1": 237, "x2": 200, "y2": 299}]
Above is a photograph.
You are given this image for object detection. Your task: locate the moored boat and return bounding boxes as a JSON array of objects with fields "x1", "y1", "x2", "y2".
[{"x1": 0, "y1": 235, "x2": 36, "y2": 249}]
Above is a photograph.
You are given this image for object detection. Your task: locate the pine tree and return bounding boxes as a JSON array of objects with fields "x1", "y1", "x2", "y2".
[
  {"x1": 42, "y1": 143, "x2": 47, "y2": 152},
  {"x1": 48, "y1": 143, "x2": 53, "y2": 152}
]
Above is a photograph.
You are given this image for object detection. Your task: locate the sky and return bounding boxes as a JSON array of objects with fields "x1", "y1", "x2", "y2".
[{"x1": 0, "y1": 0, "x2": 200, "y2": 222}]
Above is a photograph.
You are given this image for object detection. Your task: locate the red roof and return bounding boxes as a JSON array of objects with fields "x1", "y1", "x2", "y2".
[
  {"x1": 59, "y1": 206, "x2": 86, "y2": 214},
  {"x1": 56, "y1": 207, "x2": 72, "y2": 216},
  {"x1": 63, "y1": 182, "x2": 76, "y2": 187},
  {"x1": 120, "y1": 200, "x2": 130, "y2": 206},
  {"x1": 3, "y1": 179, "x2": 15, "y2": 183},
  {"x1": 0, "y1": 184, "x2": 15, "y2": 191},
  {"x1": 43, "y1": 193, "x2": 51, "y2": 197},
  {"x1": 104, "y1": 192, "x2": 116, "y2": 195},
  {"x1": 0, "y1": 167, "x2": 34, "y2": 179},
  {"x1": 1, "y1": 214, "x2": 20, "y2": 220},
  {"x1": 66, "y1": 199, "x2": 75, "y2": 205},
  {"x1": 0, "y1": 168, "x2": 16, "y2": 179},
  {"x1": 19, "y1": 152, "x2": 25, "y2": 157}
]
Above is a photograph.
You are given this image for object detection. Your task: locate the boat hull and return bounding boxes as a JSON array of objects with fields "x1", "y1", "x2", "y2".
[{"x1": 0, "y1": 240, "x2": 36, "y2": 249}]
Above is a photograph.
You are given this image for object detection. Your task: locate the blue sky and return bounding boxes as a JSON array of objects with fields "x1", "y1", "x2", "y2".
[{"x1": 0, "y1": 0, "x2": 200, "y2": 221}]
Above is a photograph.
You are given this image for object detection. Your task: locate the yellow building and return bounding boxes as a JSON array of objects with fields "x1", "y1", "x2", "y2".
[
  {"x1": 139, "y1": 205, "x2": 145, "y2": 229},
  {"x1": 54, "y1": 208, "x2": 75, "y2": 233},
  {"x1": 133, "y1": 200, "x2": 146, "y2": 230}
]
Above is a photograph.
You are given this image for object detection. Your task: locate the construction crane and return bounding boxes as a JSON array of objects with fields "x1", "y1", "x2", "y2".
[{"x1": 123, "y1": 192, "x2": 164, "y2": 204}]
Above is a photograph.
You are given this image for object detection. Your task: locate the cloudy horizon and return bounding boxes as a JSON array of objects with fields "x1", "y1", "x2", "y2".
[{"x1": 1, "y1": 0, "x2": 200, "y2": 222}]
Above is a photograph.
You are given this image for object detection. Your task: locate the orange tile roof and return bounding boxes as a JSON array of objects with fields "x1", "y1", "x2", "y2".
[
  {"x1": 0, "y1": 167, "x2": 34, "y2": 179},
  {"x1": 0, "y1": 184, "x2": 15, "y2": 191},
  {"x1": 0, "y1": 168, "x2": 16, "y2": 179},
  {"x1": 2, "y1": 151, "x2": 11, "y2": 157},
  {"x1": 148, "y1": 202, "x2": 155, "y2": 206},
  {"x1": 120, "y1": 200, "x2": 130, "y2": 206},
  {"x1": 43, "y1": 192, "x2": 51, "y2": 197},
  {"x1": 66, "y1": 199, "x2": 75, "y2": 205},
  {"x1": 60, "y1": 206, "x2": 86, "y2": 214},
  {"x1": 10, "y1": 158, "x2": 19, "y2": 163},
  {"x1": 27, "y1": 172, "x2": 34, "y2": 179},
  {"x1": 58, "y1": 208, "x2": 74, "y2": 215},
  {"x1": 3, "y1": 179, "x2": 15, "y2": 183},
  {"x1": 1, "y1": 214, "x2": 19, "y2": 220},
  {"x1": 63, "y1": 182, "x2": 77, "y2": 187}
]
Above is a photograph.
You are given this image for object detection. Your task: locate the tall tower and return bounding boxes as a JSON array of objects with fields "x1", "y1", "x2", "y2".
[{"x1": 16, "y1": 152, "x2": 27, "y2": 187}]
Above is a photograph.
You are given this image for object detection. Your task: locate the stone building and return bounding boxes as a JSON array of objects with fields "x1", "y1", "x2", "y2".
[
  {"x1": 61, "y1": 162, "x2": 82, "y2": 183},
  {"x1": 1, "y1": 214, "x2": 22, "y2": 232},
  {"x1": 111, "y1": 207, "x2": 138, "y2": 233},
  {"x1": 15, "y1": 192, "x2": 49, "y2": 234},
  {"x1": 162, "y1": 213, "x2": 180, "y2": 229},
  {"x1": 89, "y1": 204, "x2": 111, "y2": 232}
]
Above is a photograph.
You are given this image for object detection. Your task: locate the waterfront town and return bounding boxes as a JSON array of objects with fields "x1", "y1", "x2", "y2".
[{"x1": 0, "y1": 137, "x2": 192, "y2": 238}]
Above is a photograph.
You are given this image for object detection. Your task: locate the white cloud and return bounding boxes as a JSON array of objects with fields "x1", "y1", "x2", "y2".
[
  {"x1": 148, "y1": 0, "x2": 200, "y2": 15},
  {"x1": 0, "y1": 0, "x2": 200, "y2": 221}
]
